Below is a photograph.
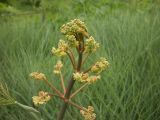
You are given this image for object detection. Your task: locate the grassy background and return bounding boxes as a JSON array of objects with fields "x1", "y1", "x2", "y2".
[{"x1": 0, "y1": 1, "x2": 160, "y2": 120}]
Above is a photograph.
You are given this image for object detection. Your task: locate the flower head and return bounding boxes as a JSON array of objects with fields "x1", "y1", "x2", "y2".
[
  {"x1": 30, "y1": 72, "x2": 46, "y2": 81},
  {"x1": 60, "y1": 19, "x2": 88, "y2": 36},
  {"x1": 53, "y1": 60, "x2": 63, "y2": 74},
  {"x1": 91, "y1": 57, "x2": 109, "y2": 74},
  {"x1": 51, "y1": 40, "x2": 68, "y2": 57},
  {"x1": 73, "y1": 72, "x2": 100, "y2": 84},
  {"x1": 87, "y1": 75, "x2": 101, "y2": 84},
  {"x1": 32, "y1": 91, "x2": 50, "y2": 106},
  {"x1": 84, "y1": 36, "x2": 99, "y2": 53},
  {"x1": 73, "y1": 72, "x2": 89, "y2": 83},
  {"x1": 80, "y1": 106, "x2": 96, "y2": 120},
  {"x1": 65, "y1": 35, "x2": 79, "y2": 47}
]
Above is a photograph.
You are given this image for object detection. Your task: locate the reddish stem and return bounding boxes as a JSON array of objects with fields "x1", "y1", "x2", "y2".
[
  {"x1": 66, "y1": 52, "x2": 76, "y2": 70},
  {"x1": 60, "y1": 72, "x2": 66, "y2": 94},
  {"x1": 57, "y1": 34, "x2": 84, "y2": 120},
  {"x1": 70, "y1": 83, "x2": 88, "y2": 99},
  {"x1": 44, "y1": 79, "x2": 63, "y2": 97},
  {"x1": 84, "y1": 67, "x2": 91, "y2": 73},
  {"x1": 68, "y1": 101, "x2": 87, "y2": 111}
]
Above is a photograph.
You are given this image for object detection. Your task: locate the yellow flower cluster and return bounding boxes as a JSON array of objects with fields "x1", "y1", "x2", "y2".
[
  {"x1": 30, "y1": 72, "x2": 46, "y2": 81},
  {"x1": 28, "y1": 19, "x2": 109, "y2": 119},
  {"x1": 80, "y1": 106, "x2": 96, "y2": 120},
  {"x1": 73, "y1": 72, "x2": 100, "y2": 84},
  {"x1": 52, "y1": 19, "x2": 100, "y2": 58},
  {"x1": 73, "y1": 72, "x2": 89, "y2": 82},
  {"x1": 60, "y1": 19, "x2": 87, "y2": 36},
  {"x1": 51, "y1": 40, "x2": 68, "y2": 57},
  {"x1": 87, "y1": 75, "x2": 101, "y2": 83},
  {"x1": 53, "y1": 60, "x2": 63, "y2": 74},
  {"x1": 91, "y1": 57, "x2": 109, "y2": 74},
  {"x1": 32, "y1": 91, "x2": 50, "y2": 106},
  {"x1": 84, "y1": 36, "x2": 100, "y2": 53},
  {"x1": 65, "y1": 35, "x2": 79, "y2": 47}
]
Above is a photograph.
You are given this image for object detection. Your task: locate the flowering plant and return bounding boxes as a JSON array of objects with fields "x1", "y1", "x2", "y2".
[{"x1": 30, "y1": 19, "x2": 109, "y2": 120}]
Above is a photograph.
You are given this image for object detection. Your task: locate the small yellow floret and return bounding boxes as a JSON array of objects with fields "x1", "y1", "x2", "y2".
[
  {"x1": 73, "y1": 72, "x2": 89, "y2": 83},
  {"x1": 80, "y1": 106, "x2": 96, "y2": 120},
  {"x1": 32, "y1": 91, "x2": 50, "y2": 106},
  {"x1": 73, "y1": 72, "x2": 100, "y2": 84},
  {"x1": 87, "y1": 75, "x2": 101, "y2": 83},
  {"x1": 51, "y1": 40, "x2": 68, "y2": 57},
  {"x1": 84, "y1": 36, "x2": 99, "y2": 53},
  {"x1": 91, "y1": 57, "x2": 109, "y2": 74},
  {"x1": 60, "y1": 19, "x2": 88, "y2": 36},
  {"x1": 30, "y1": 72, "x2": 46, "y2": 81},
  {"x1": 65, "y1": 35, "x2": 79, "y2": 47},
  {"x1": 53, "y1": 60, "x2": 63, "y2": 74}
]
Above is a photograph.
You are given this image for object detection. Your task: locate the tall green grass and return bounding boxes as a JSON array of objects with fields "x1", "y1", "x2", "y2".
[{"x1": 0, "y1": 11, "x2": 160, "y2": 120}]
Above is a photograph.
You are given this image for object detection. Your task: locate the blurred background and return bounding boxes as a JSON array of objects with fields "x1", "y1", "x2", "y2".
[{"x1": 0, "y1": 0, "x2": 160, "y2": 120}]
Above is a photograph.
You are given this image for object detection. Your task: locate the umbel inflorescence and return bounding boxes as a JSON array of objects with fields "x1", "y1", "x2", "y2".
[{"x1": 30, "y1": 19, "x2": 109, "y2": 120}]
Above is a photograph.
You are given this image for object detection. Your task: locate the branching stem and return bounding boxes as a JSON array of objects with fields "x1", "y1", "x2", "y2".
[
  {"x1": 70, "y1": 83, "x2": 88, "y2": 99},
  {"x1": 44, "y1": 79, "x2": 63, "y2": 97},
  {"x1": 68, "y1": 100, "x2": 87, "y2": 111},
  {"x1": 49, "y1": 93, "x2": 87, "y2": 112},
  {"x1": 49, "y1": 93, "x2": 62, "y2": 98},
  {"x1": 60, "y1": 72, "x2": 66, "y2": 94},
  {"x1": 66, "y1": 52, "x2": 76, "y2": 70},
  {"x1": 57, "y1": 34, "x2": 84, "y2": 120},
  {"x1": 81, "y1": 53, "x2": 89, "y2": 66},
  {"x1": 68, "y1": 48, "x2": 76, "y2": 67},
  {"x1": 84, "y1": 67, "x2": 91, "y2": 73}
]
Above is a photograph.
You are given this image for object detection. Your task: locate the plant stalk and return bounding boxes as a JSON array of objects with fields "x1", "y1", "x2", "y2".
[
  {"x1": 70, "y1": 83, "x2": 88, "y2": 99},
  {"x1": 57, "y1": 47, "x2": 83, "y2": 120}
]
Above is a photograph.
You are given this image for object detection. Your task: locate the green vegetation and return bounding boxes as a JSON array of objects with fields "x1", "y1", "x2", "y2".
[{"x1": 0, "y1": 1, "x2": 160, "y2": 120}]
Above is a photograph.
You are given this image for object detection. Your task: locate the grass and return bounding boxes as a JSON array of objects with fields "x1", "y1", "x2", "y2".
[{"x1": 0, "y1": 10, "x2": 160, "y2": 120}]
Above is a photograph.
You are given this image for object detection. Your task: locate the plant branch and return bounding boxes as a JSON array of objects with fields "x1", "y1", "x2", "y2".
[
  {"x1": 49, "y1": 93, "x2": 62, "y2": 98},
  {"x1": 84, "y1": 67, "x2": 91, "y2": 73},
  {"x1": 81, "y1": 53, "x2": 89, "y2": 66},
  {"x1": 70, "y1": 83, "x2": 88, "y2": 99},
  {"x1": 68, "y1": 48, "x2": 76, "y2": 67},
  {"x1": 48, "y1": 93, "x2": 66, "y2": 103},
  {"x1": 68, "y1": 100, "x2": 87, "y2": 111},
  {"x1": 60, "y1": 72, "x2": 66, "y2": 94},
  {"x1": 57, "y1": 34, "x2": 84, "y2": 120},
  {"x1": 66, "y1": 51, "x2": 76, "y2": 70},
  {"x1": 43, "y1": 79, "x2": 63, "y2": 97}
]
